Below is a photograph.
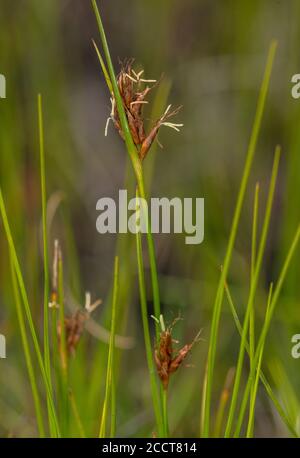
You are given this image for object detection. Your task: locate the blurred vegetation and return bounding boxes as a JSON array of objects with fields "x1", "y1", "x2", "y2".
[{"x1": 0, "y1": 0, "x2": 300, "y2": 437}]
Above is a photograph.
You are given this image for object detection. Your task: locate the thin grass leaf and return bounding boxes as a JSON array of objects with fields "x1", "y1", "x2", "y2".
[
  {"x1": 246, "y1": 283, "x2": 273, "y2": 437},
  {"x1": 69, "y1": 389, "x2": 86, "y2": 438},
  {"x1": 225, "y1": 146, "x2": 281, "y2": 437},
  {"x1": 91, "y1": 0, "x2": 162, "y2": 345},
  {"x1": 249, "y1": 182, "x2": 260, "y2": 418},
  {"x1": 135, "y1": 194, "x2": 165, "y2": 437},
  {"x1": 202, "y1": 40, "x2": 277, "y2": 437},
  {"x1": 0, "y1": 188, "x2": 60, "y2": 437},
  {"x1": 92, "y1": 39, "x2": 113, "y2": 95},
  {"x1": 200, "y1": 359, "x2": 208, "y2": 437},
  {"x1": 10, "y1": 257, "x2": 46, "y2": 437},
  {"x1": 162, "y1": 389, "x2": 169, "y2": 437},
  {"x1": 268, "y1": 359, "x2": 300, "y2": 432},
  {"x1": 99, "y1": 256, "x2": 119, "y2": 438},
  {"x1": 234, "y1": 223, "x2": 300, "y2": 436},
  {"x1": 38, "y1": 93, "x2": 55, "y2": 437},
  {"x1": 214, "y1": 367, "x2": 235, "y2": 437},
  {"x1": 57, "y1": 252, "x2": 69, "y2": 436},
  {"x1": 110, "y1": 371, "x2": 116, "y2": 438},
  {"x1": 224, "y1": 281, "x2": 298, "y2": 437}
]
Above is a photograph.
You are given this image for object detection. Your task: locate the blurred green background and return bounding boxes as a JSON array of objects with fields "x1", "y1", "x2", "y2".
[{"x1": 0, "y1": 0, "x2": 300, "y2": 437}]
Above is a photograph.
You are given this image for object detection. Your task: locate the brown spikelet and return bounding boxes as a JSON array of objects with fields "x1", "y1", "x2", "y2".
[
  {"x1": 106, "y1": 61, "x2": 183, "y2": 161},
  {"x1": 154, "y1": 318, "x2": 201, "y2": 390},
  {"x1": 57, "y1": 310, "x2": 88, "y2": 357}
]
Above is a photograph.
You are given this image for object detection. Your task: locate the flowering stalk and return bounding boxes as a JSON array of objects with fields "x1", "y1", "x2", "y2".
[
  {"x1": 92, "y1": 1, "x2": 182, "y2": 346},
  {"x1": 91, "y1": 1, "x2": 183, "y2": 436}
]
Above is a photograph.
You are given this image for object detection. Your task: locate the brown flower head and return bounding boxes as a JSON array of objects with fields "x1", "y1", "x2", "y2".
[
  {"x1": 153, "y1": 315, "x2": 201, "y2": 390},
  {"x1": 57, "y1": 292, "x2": 102, "y2": 357},
  {"x1": 57, "y1": 310, "x2": 88, "y2": 357},
  {"x1": 105, "y1": 61, "x2": 183, "y2": 161},
  {"x1": 49, "y1": 241, "x2": 102, "y2": 357}
]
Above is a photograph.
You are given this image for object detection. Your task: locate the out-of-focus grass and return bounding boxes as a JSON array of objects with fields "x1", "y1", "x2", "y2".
[{"x1": 0, "y1": 0, "x2": 300, "y2": 437}]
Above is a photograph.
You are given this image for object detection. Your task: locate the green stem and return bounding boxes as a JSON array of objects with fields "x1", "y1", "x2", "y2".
[
  {"x1": 99, "y1": 256, "x2": 119, "y2": 438},
  {"x1": 234, "y1": 224, "x2": 300, "y2": 437},
  {"x1": 110, "y1": 371, "x2": 116, "y2": 438},
  {"x1": 246, "y1": 284, "x2": 273, "y2": 437},
  {"x1": 163, "y1": 389, "x2": 169, "y2": 437},
  {"x1": 58, "y1": 253, "x2": 69, "y2": 436},
  {"x1": 10, "y1": 257, "x2": 46, "y2": 437},
  {"x1": 249, "y1": 182, "x2": 259, "y2": 423},
  {"x1": 0, "y1": 188, "x2": 60, "y2": 437},
  {"x1": 38, "y1": 94, "x2": 55, "y2": 436},
  {"x1": 135, "y1": 207, "x2": 165, "y2": 436},
  {"x1": 225, "y1": 146, "x2": 280, "y2": 437},
  {"x1": 202, "y1": 40, "x2": 277, "y2": 437},
  {"x1": 68, "y1": 389, "x2": 86, "y2": 438},
  {"x1": 224, "y1": 281, "x2": 298, "y2": 437},
  {"x1": 91, "y1": 0, "x2": 161, "y2": 343}
]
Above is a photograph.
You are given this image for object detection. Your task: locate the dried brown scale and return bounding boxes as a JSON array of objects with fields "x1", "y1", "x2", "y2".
[
  {"x1": 107, "y1": 61, "x2": 183, "y2": 161},
  {"x1": 140, "y1": 105, "x2": 182, "y2": 160},
  {"x1": 154, "y1": 323, "x2": 201, "y2": 390},
  {"x1": 50, "y1": 240, "x2": 101, "y2": 358},
  {"x1": 57, "y1": 310, "x2": 89, "y2": 357},
  {"x1": 154, "y1": 331, "x2": 173, "y2": 389},
  {"x1": 169, "y1": 343, "x2": 194, "y2": 374}
]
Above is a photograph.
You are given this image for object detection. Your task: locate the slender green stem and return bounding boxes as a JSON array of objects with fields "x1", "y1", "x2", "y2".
[
  {"x1": 69, "y1": 389, "x2": 86, "y2": 438},
  {"x1": 10, "y1": 257, "x2": 46, "y2": 437},
  {"x1": 234, "y1": 224, "x2": 300, "y2": 437},
  {"x1": 200, "y1": 359, "x2": 208, "y2": 437},
  {"x1": 99, "y1": 256, "x2": 119, "y2": 438},
  {"x1": 162, "y1": 390, "x2": 169, "y2": 437},
  {"x1": 135, "y1": 205, "x2": 165, "y2": 436},
  {"x1": 51, "y1": 305, "x2": 60, "y2": 422},
  {"x1": 246, "y1": 283, "x2": 273, "y2": 437},
  {"x1": 38, "y1": 93, "x2": 55, "y2": 436},
  {"x1": 249, "y1": 182, "x2": 259, "y2": 420},
  {"x1": 202, "y1": 41, "x2": 277, "y2": 437},
  {"x1": 91, "y1": 0, "x2": 161, "y2": 343},
  {"x1": 58, "y1": 253, "x2": 69, "y2": 436},
  {"x1": 251, "y1": 183, "x2": 260, "y2": 283},
  {"x1": 225, "y1": 146, "x2": 281, "y2": 437},
  {"x1": 214, "y1": 368, "x2": 235, "y2": 437},
  {"x1": 110, "y1": 371, "x2": 116, "y2": 438},
  {"x1": 224, "y1": 281, "x2": 298, "y2": 437},
  {"x1": 0, "y1": 188, "x2": 60, "y2": 437}
]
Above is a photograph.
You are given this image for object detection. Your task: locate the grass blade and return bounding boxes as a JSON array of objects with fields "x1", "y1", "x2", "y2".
[
  {"x1": 99, "y1": 256, "x2": 119, "y2": 438},
  {"x1": 214, "y1": 368, "x2": 235, "y2": 437},
  {"x1": 135, "y1": 194, "x2": 165, "y2": 437},
  {"x1": 0, "y1": 188, "x2": 60, "y2": 437},
  {"x1": 225, "y1": 146, "x2": 281, "y2": 437},
  {"x1": 37, "y1": 93, "x2": 55, "y2": 436},
  {"x1": 249, "y1": 182, "x2": 260, "y2": 418},
  {"x1": 92, "y1": 40, "x2": 113, "y2": 95},
  {"x1": 224, "y1": 281, "x2": 298, "y2": 437},
  {"x1": 246, "y1": 283, "x2": 273, "y2": 437},
  {"x1": 234, "y1": 224, "x2": 300, "y2": 436},
  {"x1": 110, "y1": 371, "x2": 116, "y2": 438},
  {"x1": 10, "y1": 257, "x2": 46, "y2": 437},
  {"x1": 57, "y1": 250, "x2": 69, "y2": 436},
  {"x1": 91, "y1": 0, "x2": 162, "y2": 343},
  {"x1": 202, "y1": 40, "x2": 277, "y2": 437},
  {"x1": 69, "y1": 389, "x2": 86, "y2": 438}
]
